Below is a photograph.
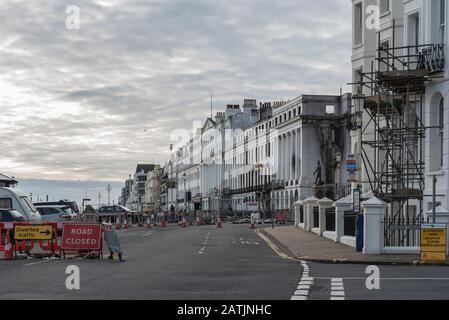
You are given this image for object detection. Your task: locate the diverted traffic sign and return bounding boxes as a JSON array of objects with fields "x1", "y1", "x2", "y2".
[
  {"x1": 14, "y1": 225, "x2": 53, "y2": 241},
  {"x1": 62, "y1": 224, "x2": 101, "y2": 251},
  {"x1": 421, "y1": 224, "x2": 447, "y2": 262}
]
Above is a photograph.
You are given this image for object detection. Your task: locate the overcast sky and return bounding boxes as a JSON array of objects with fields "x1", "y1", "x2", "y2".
[{"x1": 0, "y1": 0, "x2": 352, "y2": 203}]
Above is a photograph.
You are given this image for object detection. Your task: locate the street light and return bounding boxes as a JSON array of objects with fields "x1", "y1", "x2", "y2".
[
  {"x1": 271, "y1": 174, "x2": 276, "y2": 229},
  {"x1": 183, "y1": 173, "x2": 187, "y2": 211}
]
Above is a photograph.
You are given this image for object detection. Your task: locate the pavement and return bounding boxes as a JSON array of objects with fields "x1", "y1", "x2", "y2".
[{"x1": 260, "y1": 226, "x2": 449, "y2": 266}]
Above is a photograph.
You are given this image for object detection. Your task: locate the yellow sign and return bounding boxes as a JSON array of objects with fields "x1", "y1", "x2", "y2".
[
  {"x1": 14, "y1": 225, "x2": 53, "y2": 241},
  {"x1": 421, "y1": 224, "x2": 447, "y2": 262}
]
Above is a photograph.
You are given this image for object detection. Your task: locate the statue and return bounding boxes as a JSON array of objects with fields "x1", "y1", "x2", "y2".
[{"x1": 313, "y1": 161, "x2": 323, "y2": 185}]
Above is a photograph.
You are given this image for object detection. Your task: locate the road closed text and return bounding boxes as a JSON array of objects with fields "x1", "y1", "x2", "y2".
[{"x1": 61, "y1": 224, "x2": 102, "y2": 250}]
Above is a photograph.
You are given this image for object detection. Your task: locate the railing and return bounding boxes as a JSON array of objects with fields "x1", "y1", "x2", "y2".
[
  {"x1": 325, "y1": 208, "x2": 336, "y2": 232},
  {"x1": 378, "y1": 43, "x2": 445, "y2": 74},
  {"x1": 343, "y1": 211, "x2": 356, "y2": 237},
  {"x1": 383, "y1": 218, "x2": 422, "y2": 247},
  {"x1": 299, "y1": 207, "x2": 304, "y2": 224},
  {"x1": 313, "y1": 207, "x2": 319, "y2": 229}
]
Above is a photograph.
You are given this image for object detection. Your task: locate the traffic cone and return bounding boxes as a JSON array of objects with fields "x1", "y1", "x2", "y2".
[
  {"x1": 145, "y1": 217, "x2": 151, "y2": 228},
  {"x1": 216, "y1": 215, "x2": 222, "y2": 228},
  {"x1": 124, "y1": 218, "x2": 129, "y2": 229},
  {"x1": 116, "y1": 217, "x2": 121, "y2": 230},
  {"x1": 196, "y1": 216, "x2": 201, "y2": 226},
  {"x1": 3, "y1": 230, "x2": 14, "y2": 260},
  {"x1": 182, "y1": 217, "x2": 187, "y2": 228}
]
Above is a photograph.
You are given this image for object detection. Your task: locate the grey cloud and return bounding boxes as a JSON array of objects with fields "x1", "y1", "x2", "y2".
[{"x1": 0, "y1": 0, "x2": 352, "y2": 182}]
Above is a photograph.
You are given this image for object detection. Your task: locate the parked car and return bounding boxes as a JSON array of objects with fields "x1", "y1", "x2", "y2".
[
  {"x1": 0, "y1": 209, "x2": 27, "y2": 244},
  {"x1": 0, "y1": 209, "x2": 27, "y2": 222},
  {"x1": 0, "y1": 187, "x2": 41, "y2": 222},
  {"x1": 34, "y1": 200, "x2": 80, "y2": 214},
  {"x1": 97, "y1": 205, "x2": 133, "y2": 216},
  {"x1": 35, "y1": 205, "x2": 77, "y2": 231}
]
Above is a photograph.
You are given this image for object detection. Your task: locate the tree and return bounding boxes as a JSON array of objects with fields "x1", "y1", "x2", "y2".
[{"x1": 84, "y1": 205, "x2": 96, "y2": 214}]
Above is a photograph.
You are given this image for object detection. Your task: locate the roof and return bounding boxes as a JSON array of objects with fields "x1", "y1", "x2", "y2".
[
  {"x1": 0, "y1": 173, "x2": 17, "y2": 183},
  {"x1": 135, "y1": 164, "x2": 156, "y2": 174}
]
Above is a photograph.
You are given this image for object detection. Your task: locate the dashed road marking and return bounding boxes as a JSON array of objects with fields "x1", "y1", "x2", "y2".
[
  {"x1": 290, "y1": 261, "x2": 313, "y2": 300},
  {"x1": 330, "y1": 277, "x2": 345, "y2": 300},
  {"x1": 142, "y1": 232, "x2": 154, "y2": 237}
]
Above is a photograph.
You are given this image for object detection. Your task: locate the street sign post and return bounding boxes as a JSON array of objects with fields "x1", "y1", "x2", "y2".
[
  {"x1": 353, "y1": 188, "x2": 361, "y2": 214},
  {"x1": 62, "y1": 224, "x2": 102, "y2": 251},
  {"x1": 346, "y1": 154, "x2": 358, "y2": 183},
  {"x1": 14, "y1": 225, "x2": 53, "y2": 241},
  {"x1": 420, "y1": 224, "x2": 447, "y2": 262}
]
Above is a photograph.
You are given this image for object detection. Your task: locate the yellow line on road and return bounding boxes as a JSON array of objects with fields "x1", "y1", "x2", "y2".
[{"x1": 255, "y1": 230, "x2": 297, "y2": 261}]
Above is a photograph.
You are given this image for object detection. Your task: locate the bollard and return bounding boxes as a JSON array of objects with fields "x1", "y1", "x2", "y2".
[
  {"x1": 3, "y1": 230, "x2": 14, "y2": 260},
  {"x1": 250, "y1": 217, "x2": 256, "y2": 229}
]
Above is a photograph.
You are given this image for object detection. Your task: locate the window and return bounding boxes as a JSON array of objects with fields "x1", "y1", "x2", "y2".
[
  {"x1": 0, "y1": 198, "x2": 12, "y2": 209},
  {"x1": 354, "y1": 2, "x2": 363, "y2": 46},
  {"x1": 380, "y1": 0, "x2": 390, "y2": 14},
  {"x1": 0, "y1": 211, "x2": 13, "y2": 222},
  {"x1": 408, "y1": 13, "x2": 420, "y2": 51}
]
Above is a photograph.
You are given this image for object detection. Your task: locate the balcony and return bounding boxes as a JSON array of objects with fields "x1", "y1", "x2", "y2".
[{"x1": 377, "y1": 44, "x2": 445, "y2": 93}]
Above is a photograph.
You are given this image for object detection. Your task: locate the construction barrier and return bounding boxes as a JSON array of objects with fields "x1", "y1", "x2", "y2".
[{"x1": 0, "y1": 221, "x2": 61, "y2": 260}]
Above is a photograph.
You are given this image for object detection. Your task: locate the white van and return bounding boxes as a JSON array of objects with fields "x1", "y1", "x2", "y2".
[{"x1": 0, "y1": 187, "x2": 41, "y2": 222}]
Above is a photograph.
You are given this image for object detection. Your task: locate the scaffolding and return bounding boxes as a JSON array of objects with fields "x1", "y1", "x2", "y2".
[{"x1": 353, "y1": 30, "x2": 445, "y2": 246}]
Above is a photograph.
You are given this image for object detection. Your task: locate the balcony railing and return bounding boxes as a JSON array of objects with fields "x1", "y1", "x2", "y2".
[{"x1": 378, "y1": 43, "x2": 445, "y2": 74}]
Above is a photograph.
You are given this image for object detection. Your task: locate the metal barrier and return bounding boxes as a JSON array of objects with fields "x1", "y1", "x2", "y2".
[{"x1": 0, "y1": 221, "x2": 61, "y2": 259}]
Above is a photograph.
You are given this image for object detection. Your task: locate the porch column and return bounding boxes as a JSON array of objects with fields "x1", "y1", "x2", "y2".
[
  {"x1": 304, "y1": 196, "x2": 319, "y2": 232},
  {"x1": 294, "y1": 200, "x2": 304, "y2": 228},
  {"x1": 333, "y1": 195, "x2": 352, "y2": 243}
]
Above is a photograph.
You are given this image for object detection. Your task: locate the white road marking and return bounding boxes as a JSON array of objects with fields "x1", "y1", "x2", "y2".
[
  {"x1": 314, "y1": 277, "x2": 449, "y2": 281},
  {"x1": 330, "y1": 277, "x2": 345, "y2": 300},
  {"x1": 142, "y1": 232, "x2": 154, "y2": 237},
  {"x1": 24, "y1": 260, "x2": 49, "y2": 267},
  {"x1": 290, "y1": 261, "x2": 313, "y2": 300},
  {"x1": 291, "y1": 296, "x2": 308, "y2": 300}
]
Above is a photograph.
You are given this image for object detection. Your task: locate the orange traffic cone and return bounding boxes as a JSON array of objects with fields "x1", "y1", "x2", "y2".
[
  {"x1": 196, "y1": 216, "x2": 201, "y2": 226},
  {"x1": 216, "y1": 215, "x2": 222, "y2": 228},
  {"x1": 3, "y1": 230, "x2": 14, "y2": 260},
  {"x1": 182, "y1": 217, "x2": 187, "y2": 228},
  {"x1": 124, "y1": 218, "x2": 129, "y2": 229}
]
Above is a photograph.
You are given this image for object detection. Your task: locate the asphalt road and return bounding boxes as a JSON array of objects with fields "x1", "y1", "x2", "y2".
[
  {"x1": 0, "y1": 224, "x2": 300, "y2": 300},
  {"x1": 1, "y1": 224, "x2": 449, "y2": 300}
]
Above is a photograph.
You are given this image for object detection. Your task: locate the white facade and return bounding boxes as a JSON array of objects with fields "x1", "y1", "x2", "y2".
[
  {"x1": 169, "y1": 95, "x2": 352, "y2": 218},
  {"x1": 351, "y1": 0, "x2": 448, "y2": 216}
]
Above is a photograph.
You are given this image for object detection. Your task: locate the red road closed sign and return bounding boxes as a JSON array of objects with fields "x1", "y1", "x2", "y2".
[{"x1": 62, "y1": 224, "x2": 101, "y2": 250}]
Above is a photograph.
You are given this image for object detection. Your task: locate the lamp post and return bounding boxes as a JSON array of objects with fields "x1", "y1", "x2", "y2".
[
  {"x1": 352, "y1": 92, "x2": 365, "y2": 253},
  {"x1": 352, "y1": 93, "x2": 365, "y2": 191},
  {"x1": 106, "y1": 184, "x2": 112, "y2": 206},
  {"x1": 271, "y1": 174, "x2": 276, "y2": 229}
]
